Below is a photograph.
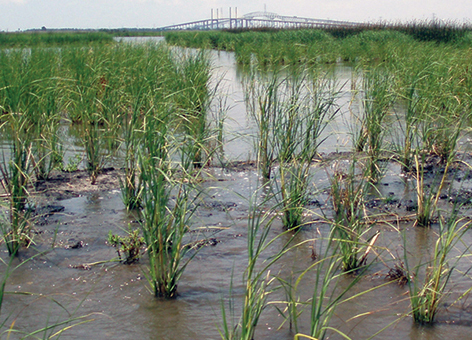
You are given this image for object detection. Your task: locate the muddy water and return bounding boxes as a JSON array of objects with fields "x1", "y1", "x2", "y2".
[
  {"x1": 3, "y1": 161, "x2": 472, "y2": 339},
  {"x1": 2, "y1": 39, "x2": 472, "y2": 339}
]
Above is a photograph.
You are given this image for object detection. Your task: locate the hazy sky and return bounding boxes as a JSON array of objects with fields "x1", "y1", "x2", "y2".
[{"x1": 1, "y1": 0, "x2": 470, "y2": 31}]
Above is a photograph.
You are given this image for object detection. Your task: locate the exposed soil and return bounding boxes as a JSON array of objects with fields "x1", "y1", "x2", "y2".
[
  {"x1": 33, "y1": 167, "x2": 121, "y2": 201},
  {"x1": 25, "y1": 150, "x2": 472, "y2": 219}
]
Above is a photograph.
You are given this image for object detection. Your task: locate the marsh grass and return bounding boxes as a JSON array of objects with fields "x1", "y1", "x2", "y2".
[
  {"x1": 392, "y1": 61, "x2": 428, "y2": 172},
  {"x1": 274, "y1": 71, "x2": 312, "y2": 230},
  {"x1": 274, "y1": 274, "x2": 301, "y2": 332},
  {"x1": 119, "y1": 69, "x2": 148, "y2": 210},
  {"x1": 2, "y1": 28, "x2": 472, "y2": 338},
  {"x1": 0, "y1": 50, "x2": 43, "y2": 255},
  {"x1": 0, "y1": 115, "x2": 33, "y2": 256},
  {"x1": 275, "y1": 70, "x2": 339, "y2": 230},
  {"x1": 414, "y1": 153, "x2": 450, "y2": 227},
  {"x1": 405, "y1": 213, "x2": 472, "y2": 324},
  {"x1": 139, "y1": 109, "x2": 199, "y2": 299},
  {"x1": 219, "y1": 188, "x2": 293, "y2": 340},
  {"x1": 413, "y1": 106, "x2": 463, "y2": 227},
  {"x1": 0, "y1": 31, "x2": 114, "y2": 47},
  {"x1": 119, "y1": 108, "x2": 144, "y2": 210},
  {"x1": 174, "y1": 50, "x2": 214, "y2": 170},
  {"x1": 305, "y1": 251, "x2": 359, "y2": 340},
  {"x1": 0, "y1": 48, "x2": 63, "y2": 182},
  {"x1": 278, "y1": 163, "x2": 311, "y2": 230},
  {"x1": 416, "y1": 59, "x2": 467, "y2": 163},
  {"x1": 141, "y1": 179, "x2": 197, "y2": 298},
  {"x1": 82, "y1": 117, "x2": 107, "y2": 185},
  {"x1": 328, "y1": 162, "x2": 378, "y2": 271},
  {"x1": 63, "y1": 47, "x2": 111, "y2": 184},
  {"x1": 244, "y1": 68, "x2": 280, "y2": 180},
  {"x1": 166, "y1": 22, "x2": 472, "y2": 68},
  {"x1": 246, "y1": 67, "x2": 338, "y2": 229},
  {"x1": 355, "y1": 65, "x2": 395, "y2": 183},
  {"x1": 275, "y1": 231, "x2": 369, "y2": 340},
  {"x1": 27, "y1": 50, "x2": 64, "y2": 180}
]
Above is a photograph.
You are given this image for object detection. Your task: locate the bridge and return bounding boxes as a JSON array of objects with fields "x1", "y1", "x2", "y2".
[{"x1": 159, "y1": 11, "x2": 358, "y2": 31}]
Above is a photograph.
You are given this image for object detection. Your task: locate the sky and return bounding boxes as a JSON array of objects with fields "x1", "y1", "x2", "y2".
[{"x1": 0, "y1": 0, "x2": 470, "y2": 31}]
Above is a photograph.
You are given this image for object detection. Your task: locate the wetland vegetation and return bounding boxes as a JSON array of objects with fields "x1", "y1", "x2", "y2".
[{"x1": 1, "y1": 23, "x2": 472, "y2": 339}]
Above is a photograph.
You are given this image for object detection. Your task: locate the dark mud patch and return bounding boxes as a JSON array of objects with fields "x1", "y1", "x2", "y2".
[
  {"x1": 222, "y1": 160, "x2": 258, "y2": 171},
  {"x1": 197, "y1": 200, "x2": 238, "y2": 212},
  {"x1": 448, "y1": 188, "x2": 472, "y2": 205},
  {"x1": 34, "y1": 167, "x2": 121, "y2": 200},
  {"x1": 33, "y1": 204, "x2": 65, "y2": 225}
]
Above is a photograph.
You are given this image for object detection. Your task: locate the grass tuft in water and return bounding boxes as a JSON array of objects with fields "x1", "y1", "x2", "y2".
[
  {"x1": 139, "y1": 109, "x2": 198, "y2": 299},
  {"x1": 219, "y1": 187, "x2": 293, "y2": 340},
  {"x1": 405, "y1": 213, "x2": 472, "y2": 324},
  {"x1": 355, "y1": 65, "x2": 395, "y2": 183},
  {"x1": 328, "y1": 161, "x2": 377, "y2": 271},
  {"x1": 0, "y1": 115, "x2": 33, "y2": 256}
]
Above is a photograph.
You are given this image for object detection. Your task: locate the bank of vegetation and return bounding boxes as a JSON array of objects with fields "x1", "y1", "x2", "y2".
[{"x1": 164, "y1": 21, "x2": 472, "y2": 64}]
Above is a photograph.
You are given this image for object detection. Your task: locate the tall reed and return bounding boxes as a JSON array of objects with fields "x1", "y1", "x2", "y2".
[
  {"x1": 0, "y1": 48, "x2": 64, "y2": 181},
  {"x1": 0, "y1": 124, "x2": 33, "y2": 256},
  {"x1": 174, "y1": 50, "x2": 213, "y2": 170},
  {"x1": 28, "y1": 49, "x2": 64, "y2": 180},
  {"x1": 413, "y1": 79, "x2": 465, "y2": 227},
  {"x1": 355, "y1": 65, "x2": 395, "y2": 183},
  {"x1": 63, "y1": 47, "x2": 110, "y2": 184},
  {"x1": 405, "y1": 213, "x2": 472, "y2": 324},
  {"x1": 415, "y1": 58, "x2": 466, "y2": 163},
  {"x1": 244, "y1": 68, "x2": 280, "y2": 179},
  {"x1": 328, "y1": 162, "x2": 377, "y2": 271},
  {"x1": 119, "y1": 91, "x2": 145, "y2": 210},
  {"x1": 117, "y1": 48, "x2": 152, "y2": 209},
  {"x1": 0, "y1": 50, "x2": 36, "y2": 255},
  {"x1": 219, "y1": 188, "x2": 292, "y2": 340},
  {"x1": 139, "y1": 107, "x2": 197, "y2": 298},
  {"x1": 392, "y1": 59, "x2": 428, "y2": 172},
  {"x1": 274, "y1": 70, "x2": 338, "y2": 229}
]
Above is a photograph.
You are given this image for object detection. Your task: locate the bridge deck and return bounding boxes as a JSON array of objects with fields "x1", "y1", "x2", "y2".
[{"x1": 160, "y1": 12, "x2": 358, "y2": 31}]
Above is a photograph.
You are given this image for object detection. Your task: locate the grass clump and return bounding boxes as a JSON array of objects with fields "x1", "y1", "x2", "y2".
[
  {"x1": 275, "y1": 70, "x2": 339, "y2": 230},
  {"x1": 174, "y1": 50, "x2": 214, "y2": 170},
  {"x1": 245, "y1": 67, "x2": 338, "y2": 230},
  {"x1": 139, "y1": 109, "x2": 198, "y2": 299},
  {"x1": 219, "y1": 189, "x2": 292, "y2": 340},
  {"x1": 328, "y1": 162, "x2": 378, "y2": 272},
  {"x1": 244, "y1": 69, "x2": 280, "y2": 180},
  {"x1": 354, "y1": 65, "x2": 395, "y2": 183},
  {"x1": 0, "y1": 50, "x2": 36, "y2": 255},
  {"x1": 405, "y1": 214, "x2": 472, "y2": 324}
]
